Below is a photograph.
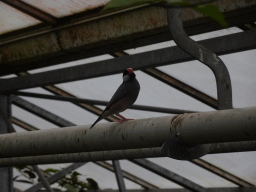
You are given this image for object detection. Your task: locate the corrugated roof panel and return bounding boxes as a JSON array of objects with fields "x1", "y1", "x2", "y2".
[
  {"x1": 21, "y1": 0, "x2": 110, "y2": 18},
  {"x1": 0, "y1": 2, "x2": 41, "y2": 35}
]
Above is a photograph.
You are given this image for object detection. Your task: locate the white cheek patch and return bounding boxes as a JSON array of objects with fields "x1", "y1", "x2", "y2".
[{"x1": 123, "y1": 75, "x2": 130, "y2": 81}]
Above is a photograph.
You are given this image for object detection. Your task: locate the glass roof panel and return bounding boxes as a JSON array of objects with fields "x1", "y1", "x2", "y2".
[
  {"x1": 0, "y1": 2, "x2": 41, "y2": 35},
  {"x1": 21, "y1": 0, "x2": 110, "y2": 18},
  {"x1": 17, "y1": 87, "x2": 103, "y2": 126},
  {"x1": 203, "y1": 152, "x2": 256, "y2": 185},
  {"x1": 157, "y1": 49, "x2": 256, "y2": 109}
]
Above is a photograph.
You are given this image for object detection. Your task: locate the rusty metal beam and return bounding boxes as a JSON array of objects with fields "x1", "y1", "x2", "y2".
[
  {"x1": 43, "y1": 85, "x2": 119, "y2": 122},
  {"x1": 17, "y1": 72, "x2": 119, "y2": 123},
  {"x1": 191, "y1": 159, "x2": 254, "y2": 187},
  {"x1": 0, "y1": 1, "x2": 256, "y2": 76},
  {"x1": 12, "y1": 117, "x2": 39, "y2": 131},
  {"x1": 1, "y1": 0, "x2": 57, "y2": 25},
  {"x1": 12, "y1": 91, "x2": 198, "y2": 114},
  {"x1": 143, "y1": 68, "x2": 218, "y2": 109},
  {"x1": 112, "y1": 51, "x2": 218, "y2": 109}
]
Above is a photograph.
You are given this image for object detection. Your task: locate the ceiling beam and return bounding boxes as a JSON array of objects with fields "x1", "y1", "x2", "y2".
[
  {"x1": 1, "y1": 29, "x2": 255, "y2": 93},
  {"x1": 1, "y1": 0, "x2": 57, "y2": 25},
  {"x1": 0, "y1": 0, "x2": 255, "y2": 76}
]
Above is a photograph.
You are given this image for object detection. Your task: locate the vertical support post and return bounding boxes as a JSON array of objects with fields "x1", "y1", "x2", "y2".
[
  {"x1": 32, "y1": 165, "x2": 54, "y2": 192},
  {"x1": 0, "y1": 95, "x2": 13, "y2": 192},
  {"x1": 112, "y1": 160, "x2": 126, "y2": 192},
  {"x1": 167, "y1": 8, "x2": 233, "y2": 110}
]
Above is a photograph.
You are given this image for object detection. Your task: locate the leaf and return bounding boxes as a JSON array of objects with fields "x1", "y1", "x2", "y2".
[
  {"x1": 87, "y1": 178, "x2": 99, "y2": 190},
  {"x1": 15, "y1": 165, "x2": 27, "y2": 170},
  {"x1": 103, "y1": 0, "x2": 228, "y2": 28},
  {"x1": 44, "y1": 168, "x2": 59, "y2": 173},
  {"x1": 103, "y1": 0, "x2": 162, "y2": 11},
  {"x1": 14, "y1": 179, "x2": 34, "y2": 184},
  {"x1": 24, "y1": 170, "x2": 36, "y2": 179},
  {"x1": 193, "y1": 4, "x2": 228, "y2": 28},
  {"x1": 64, "y1": 184, "x2": 78, "y2": 192}
]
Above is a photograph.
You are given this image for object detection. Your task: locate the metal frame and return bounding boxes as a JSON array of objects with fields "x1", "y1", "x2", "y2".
[
  {"x1": 0, "y1": 1, "x2": 255, "y2": 191},
  {"x1": 0, "y1": 95, "x2": 13, "y2": 192},
  {"x1": 0, "y1": 29, "x2": 256, "y2": 93}
]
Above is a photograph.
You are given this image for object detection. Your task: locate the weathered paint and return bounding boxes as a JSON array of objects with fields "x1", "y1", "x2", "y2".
[
  {"x1": 0, "y1": 107, "x2": 255, "y2": 158},
  {"x1": 0, "y1": 0, "x2": 255, "y2": 75}
]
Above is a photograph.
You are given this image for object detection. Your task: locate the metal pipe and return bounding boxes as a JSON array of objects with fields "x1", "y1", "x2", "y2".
[
  {"x1": 167, "y1": 8, "x2": 232, "y2": 110},
  {"x1": 30, "y1": 165, "x2": 54, "y2": 192},
  {"x1": 0, "y1": 95, "x2": 13, "y2": 192},
  {"x1": 1, "y1": 139, "x2": 256, "y2": 166},
  {"x1": 211, "y1": 140, "x2": 256, "y2": 154},
  {"x1": 113, "y1": 160, "x2": 127, "y2": 192},
  {"x1": 12, "y1": 92, "x2": 198, "y2": 114},
  {"x1": 11, "y1": 95, "x2": 75, "y2": 127},
  {"x1": 0, "y1": 107, "x2": 255, "y2": 158},
  {"x1": 0, "y1": 148, "x2": 163, "y2": 166}
]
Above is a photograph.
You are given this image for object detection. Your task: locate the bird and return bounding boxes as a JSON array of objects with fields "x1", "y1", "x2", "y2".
[{"x1": 90, "y1": 68, "x2": 140, "y2": 129}]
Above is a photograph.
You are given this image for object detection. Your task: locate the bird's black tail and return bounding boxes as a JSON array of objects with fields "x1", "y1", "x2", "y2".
[
  {"x1": 90, "y1": 109, "x2": 108, "y2": 129},
  {"x1": 90, "y1": 115, "x2": 102, "y2": 129}
]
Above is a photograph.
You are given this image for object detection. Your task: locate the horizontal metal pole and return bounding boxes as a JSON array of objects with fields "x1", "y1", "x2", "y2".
[
  {"x1": 1, "y1": 30, "x2": 256, "y2": 93},
  {"x1": 12, "y1": 95, "x2": 75, "y2": 127},
  {"x1": 1, "y1": 140, "x2": 256, "y2": 166},
  {"x1": 0, "y1": 107, "x2": 255, "y2": 158},
  {"x1": 0, "y1": 148, "x2": 163, "y2": 166},
  {"x1": 12, "y1": 91, "x2": 198, "y2": 114},
  {"x1": 211, "y1": 140, "x2": 256, "y2": 154}
]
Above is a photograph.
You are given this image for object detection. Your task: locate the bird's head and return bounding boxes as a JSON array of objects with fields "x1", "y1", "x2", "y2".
[{"x1": 123, "y1": 68, "x2": 135, "y2": 82}]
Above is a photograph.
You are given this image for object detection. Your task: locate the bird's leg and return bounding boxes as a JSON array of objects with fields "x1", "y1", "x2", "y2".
[{"x1": 115, "y1": 113, "x2": 134, "y2": 124}]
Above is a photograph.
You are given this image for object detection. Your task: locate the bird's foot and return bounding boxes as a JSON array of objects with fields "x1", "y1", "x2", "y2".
[
  {"x1": 115, "y1": 113, "x2": 134, "y2": 124},
  {"x1": 117, "y1": 118, "x2": 134, "y2": 124}
]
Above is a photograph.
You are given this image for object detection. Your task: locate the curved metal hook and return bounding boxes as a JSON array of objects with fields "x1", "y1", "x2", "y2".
[{"x1": 167, "y1": 8, "x2": 233, "y2": 110}]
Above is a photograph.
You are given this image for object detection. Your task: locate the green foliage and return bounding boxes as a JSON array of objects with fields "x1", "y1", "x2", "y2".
[
  {"x1": 193, "y1": 4, "x2": 228, "y2": 27},
  {"x1": 44, "y1": 168, "x2": 59, "y2": 173},
  {"x1": 14, "y1": 166, "x2": 99, "y2": 191},
  {"x1": 103, "y1": 0, "x2": 228, "y2": 28}
]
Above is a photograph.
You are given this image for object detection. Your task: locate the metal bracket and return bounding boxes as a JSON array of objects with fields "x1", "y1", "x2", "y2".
[{"x1": 162, "y1": 138, "x2": 216, "y2": 160}]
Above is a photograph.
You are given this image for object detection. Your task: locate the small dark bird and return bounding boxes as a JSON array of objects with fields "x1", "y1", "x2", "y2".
[{"x1": 90, "y1": 68, "x2": 140, "y2": 129}]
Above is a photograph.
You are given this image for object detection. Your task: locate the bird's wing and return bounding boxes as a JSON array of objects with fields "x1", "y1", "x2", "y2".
[
  {"x1": 90, "y1": 83, "x2": 129, "y2": 129},
  {"x1": 106, "y1": 82, "x2": 131, "y2": 109}
]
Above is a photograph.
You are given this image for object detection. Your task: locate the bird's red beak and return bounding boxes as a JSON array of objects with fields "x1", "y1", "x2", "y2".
[{"x1": 127, "y1": 68, "x2": 134, "y2": 74}]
